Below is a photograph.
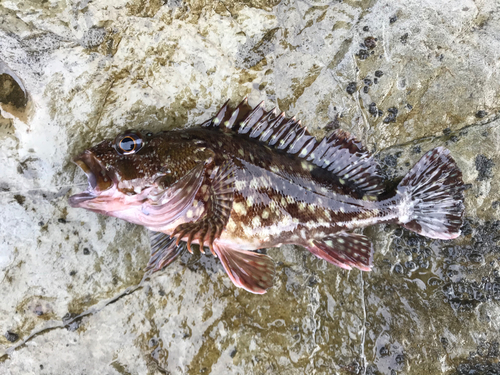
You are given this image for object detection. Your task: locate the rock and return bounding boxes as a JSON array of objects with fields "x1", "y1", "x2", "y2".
[
  {"x1": 1, "y1": 0, "x2": 499, "y2": 374},
  {"x1": 475, "y1": 155, "x2": 495, "y2": 181}
]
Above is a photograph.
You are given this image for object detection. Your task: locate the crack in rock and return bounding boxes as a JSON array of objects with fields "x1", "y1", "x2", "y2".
[
  {"x1": 0, "y1": 276, "x2": 147, "y2": 362},
  {"x1": 380, "y1": 112, "x2": 500, "y2": 153}
]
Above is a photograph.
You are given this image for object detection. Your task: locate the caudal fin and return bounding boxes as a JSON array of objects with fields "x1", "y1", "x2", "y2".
[{"x1": 397, "y1": 147, "x2": 465, "y2": 240}]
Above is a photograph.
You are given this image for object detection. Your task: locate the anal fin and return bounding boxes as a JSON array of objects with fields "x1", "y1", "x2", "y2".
[
  {"x1": 145, "y1": 232, "x2": 186, "y2": 272},
  {"x1": 307, "y1": 232, "x2": 373, "y2": 272},
  {"x1": 212, "y1": 243, "x2": 275, "y2": 294}
]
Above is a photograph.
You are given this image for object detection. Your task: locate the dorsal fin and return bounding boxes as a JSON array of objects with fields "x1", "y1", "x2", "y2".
[{"x1": 203, "y1": 99, "x2": 384, "y2": 196}]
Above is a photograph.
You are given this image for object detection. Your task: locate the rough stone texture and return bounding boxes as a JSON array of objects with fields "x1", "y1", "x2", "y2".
[{"x1": 0, "y1": 0, "x2": 499, "y2": 374}]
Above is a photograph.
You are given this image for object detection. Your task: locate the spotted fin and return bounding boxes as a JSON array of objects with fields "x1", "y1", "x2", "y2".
[
  {"x1": 203, "y1": 99, "x2": 384, "y2": 196},
  {"x1": 397, "y1": 147, "x2": 465, "y2": 239},
  {"x1": 140, "y1": 163, "x2": 205, "y2": 227},
  {"x1": 212, "y1": 243, "x2": 276, "y2": 294},
  {"x1": 172, "y1": 162, "x2": 236, "y2": 253},
  {"x1": 307, "y1": 232, "x2": 373, "y2": 271},
  {"x1": 306, "y1": 129, "x2": 384, "y2": 196},
  {"x1": 145, "y1": 232, "x2": 186, "y2": 272}
]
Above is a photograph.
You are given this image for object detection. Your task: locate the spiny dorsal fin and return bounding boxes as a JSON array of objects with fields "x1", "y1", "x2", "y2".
[{"x1": 203, "y1": 99, "x2": 384, "y2": 196}]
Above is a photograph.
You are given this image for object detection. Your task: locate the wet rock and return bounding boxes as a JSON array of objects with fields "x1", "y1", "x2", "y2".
[
  {"x1": 356, "y1": 49, "x2": 370, "y2": 60},
  {"x1": 80, "y1": 27, "x2": 107, "y2": 49},
  {"x1": 379, "y1": 153, "x2": 401, "y2": 181},
  {"x1": 475, "y1": 110, "x2": 488, "y2": 118},
  {"x1": 239, "y1": 27, "x2": 280, "y2": 69},
  {"x1": 383, "y1": 107, "x2": 398, "y2": 123},
  {"x1": 5, "y1": 331, "x2": 19, "y2": 343},
  {"x1": 440, "y1": 337, "x2": 448, "y2": 348},
  {"x1": 379, "y1": 346, "x2": 390, "y2": 357},
  {"x1": 364, "y1": 37, "x2": 377, "y2": 49},
  {"x1": 13, "y1": 195, "x2": 25, "y2": 205},
  {"x1": 456, "y1": 362, "x2": 500, "y2": 375},
  {"x1": 475, "y1": 155, "x2": 494, "y2": 181},
  {"x1": 456, "y1": 339, "x2": 500, "y2": 374},
  {"x1": 368, "y1": 102, "x2": 378, "y2": 116},
  {"x1": 346, "y1": 82, "x2": 357, "y2": 95}
]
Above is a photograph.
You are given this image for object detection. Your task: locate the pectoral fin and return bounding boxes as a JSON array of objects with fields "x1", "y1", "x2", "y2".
[
  {"x1": 172, "y1": 162, "x2": 236, "y2": 252},
  {"x1": 145, "y1": 232, "x2": 186, "y2": 272},
  {"x1": 141, "y1": 163, "x2": 205, "y2": 227},
  {"x1": 212, "y1": 243, "x2": 275, "y2": 294},
  {"x1": 307, "y1": 232, "x2": 373, "y2": 271}
]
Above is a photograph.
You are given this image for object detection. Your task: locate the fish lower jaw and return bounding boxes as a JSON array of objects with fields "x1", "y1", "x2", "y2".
[
  {"x1": 68, "y1": 184, "x2": 149, "y2": 212},
  {"x1": 68, "y1": 189, "x2": 97, "y2": 207}
]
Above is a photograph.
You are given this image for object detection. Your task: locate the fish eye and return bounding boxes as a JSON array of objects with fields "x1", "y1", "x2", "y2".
[{"x1": 114, "y1": 131, "x2": 143, "y2": 155}]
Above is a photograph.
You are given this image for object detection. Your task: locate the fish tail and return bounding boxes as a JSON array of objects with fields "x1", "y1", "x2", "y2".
[{"x1": 396, "y1": 147, "x2": 465, "y2": 239}]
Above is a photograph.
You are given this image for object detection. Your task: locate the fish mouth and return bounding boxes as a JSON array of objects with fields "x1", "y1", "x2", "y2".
[{"x1": 68, "y1": 150, "x2": 115, "y2": 207}]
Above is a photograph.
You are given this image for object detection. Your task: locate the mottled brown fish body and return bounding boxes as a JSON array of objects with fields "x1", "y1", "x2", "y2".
[{"x1": 69, "y1": 99, "x2": 465, "y2": 294}]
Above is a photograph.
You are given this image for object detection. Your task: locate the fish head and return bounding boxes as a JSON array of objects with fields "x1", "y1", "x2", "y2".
[{"x1": 68, "y1": 129, "x2": 213, "y2": 218}]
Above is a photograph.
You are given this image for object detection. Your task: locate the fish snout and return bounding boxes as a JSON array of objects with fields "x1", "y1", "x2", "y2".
[{"x1": 73, "y1": 150, "x2": 114, "y2": 193}]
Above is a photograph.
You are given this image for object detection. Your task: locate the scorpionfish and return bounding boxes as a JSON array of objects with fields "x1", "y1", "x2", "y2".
[{"x1": 69, "y1": 99, "x2": 465, "y2": 294}]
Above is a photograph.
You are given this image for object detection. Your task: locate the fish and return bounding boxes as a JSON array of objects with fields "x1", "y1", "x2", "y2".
[{"x1": 68, "y1": 98, "x2": 465, "y2": 294}]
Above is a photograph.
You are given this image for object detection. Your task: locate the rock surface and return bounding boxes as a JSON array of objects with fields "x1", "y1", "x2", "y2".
[{"x1": 1, "y1": 0, "x2": 499, "y2": 374}]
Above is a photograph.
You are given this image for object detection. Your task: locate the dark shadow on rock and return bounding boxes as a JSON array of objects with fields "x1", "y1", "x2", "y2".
[
  {"x1": 0, "y1": 60, "x2": 29, "y2": 125},
  {"x1": 0, "y1": 60, "x2": 28, "y2": 109}
]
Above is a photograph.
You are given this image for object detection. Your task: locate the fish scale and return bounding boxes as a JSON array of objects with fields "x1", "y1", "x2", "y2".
[{"x1": 69, "y1": 99, "x2": 465, "y2": 295}]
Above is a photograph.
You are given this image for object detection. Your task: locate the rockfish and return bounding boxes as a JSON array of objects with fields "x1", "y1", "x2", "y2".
[{"x1": 69, "y1": 99, "x2": 465, "y2": 294}]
